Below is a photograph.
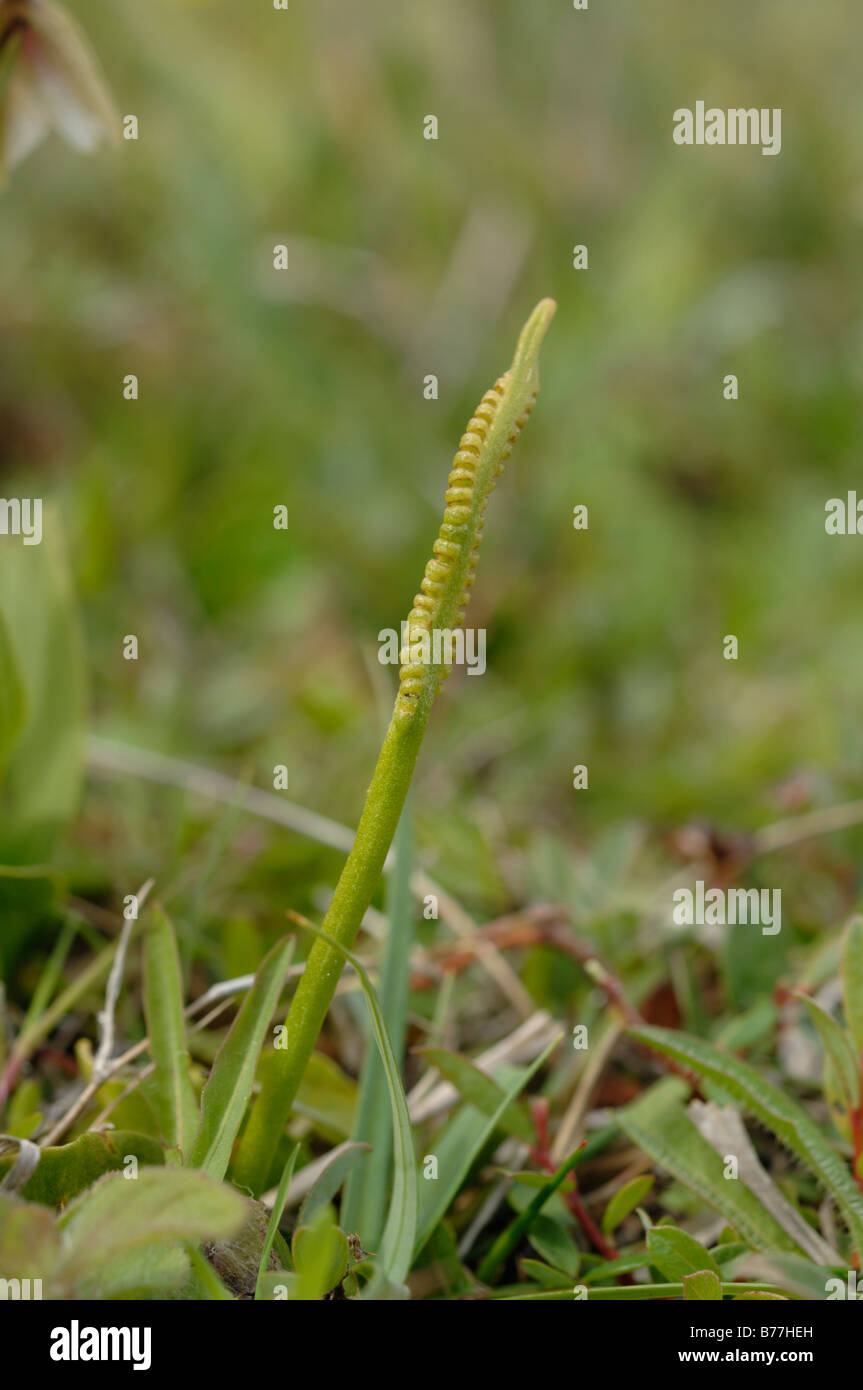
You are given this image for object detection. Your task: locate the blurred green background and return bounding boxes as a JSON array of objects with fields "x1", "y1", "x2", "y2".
[{"x1": 3, "y1": 0, "x2": 863, "y2": 967}]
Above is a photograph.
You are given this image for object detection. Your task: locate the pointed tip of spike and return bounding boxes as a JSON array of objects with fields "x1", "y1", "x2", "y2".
[{"x1": 510, "y1": 297, "x2": 557, "y2": 388}]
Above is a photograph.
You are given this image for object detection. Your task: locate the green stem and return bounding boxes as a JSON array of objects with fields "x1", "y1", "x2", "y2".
[
  {"x1": 233, "y1": 298, "x2": 556, "y2": 1196},
  {"x1": 234, "y1": 714, "x2": 427, "y2": 1192}
]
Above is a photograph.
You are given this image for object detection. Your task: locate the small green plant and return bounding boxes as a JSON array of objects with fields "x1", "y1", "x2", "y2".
[{"x1": 234, "y1": 297, "x2": 557, "y2": 1196}]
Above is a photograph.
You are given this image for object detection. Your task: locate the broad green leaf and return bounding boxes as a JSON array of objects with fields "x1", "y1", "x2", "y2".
[
  {"x1": 683, "y1": 1269, "x2": 722, "y2": 1300},
  {"x1": 796, "y1": 992, "x2": 860, "y2": 1109},
  {"x1": 417, "y1": 1034, "x2": 563, "y2": 1262},
  {"x1": 300, "y1": 925, "x2": 416, "y2": 1288},
  {"x1": 255, "y1": 1144, "x2": 299, "y2": 1300},
  {"x1": 601, "y1": 1175, "x2": 654, "y2": 1235},
  {"x1": 292, "y1": 1204, "x2": 350, "y2": 1300},
  {"x1": 56, "y1": 1167, "x2": 247, "y2": 1295},
  {"x1": 416, "y1": 1047, "x2": 534, "y2": 1143},
  {"x1": 188, "y1": 936, "x2": 294, "y2": 1180},
  {"x1": 628, "y1": 1025, "x2": 863, "y2": 1252},
  {"x1": 618, "y1": 1080, "x2": 807, "y2": 1255},
  {"x1": 841, "y1": 917, "x2": 863, "y2": 1062},
  {"x1": 143, "y1": 907, "x2": 199, "y2": 1153},
  {"x1": 0, "y1": 1193, "x2": 60, "y2": 1279},
  {"x1": 647, "y1": 1225, "x2": 721, "y2": 1281},
  {"x1": 13, "y1": 1130, "x2": 164, "y2": 1207}
]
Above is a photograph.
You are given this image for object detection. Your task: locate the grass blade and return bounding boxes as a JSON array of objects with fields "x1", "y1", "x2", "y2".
[
  {"x1": 143, "y1": 907, "x2": 199, "y2": 1153},
  {"x1": 299, "y1": 924, "x2": 417, "y2": 1288},
  {"x1": 255, "y1": 1143, "x2": 299, "y2": 1299},
  {"x1": 415, "y1": 1032, "x2": 563, "y2": 1259},
  {"x1": 341, "y1": 806, "x2": 414, "y2": 1248},
  {"x1": 187, "y1": 936, "x2": 294, "y2": 1181}
]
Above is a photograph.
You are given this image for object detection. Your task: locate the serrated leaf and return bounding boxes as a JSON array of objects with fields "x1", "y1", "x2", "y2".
[
  {"x1": 416, "y1": 1047, "x2": 534, "y2": 1142},
  {"x1": 683, "y1": 1269, "x2": 722, "y2": 1300},
  {"x1": 647, "y1": 1225, "x2": 721, "y2": 1281},
  {"x1": 188, "y1": 936, "x2": 293, "y2": 1181},
  {"x1": 796, "y1": 993, "x2": 860, "y2": 1110},
  {"x1": 143, "y1": 907, "x2": 199, "y2": 1153},
  {"x1": 601, "y1": 1175, "x2": 654, "y2": 1235},
  {"x1": 841, "y1": 917, "x2": 863, "y2": 1062},
  {"x1": 618, "y1": 1080, "x2": 807, "y2": 1255},
  {"x1": 628, "y1": 1025, "x2": 863, "y2": 1253}
]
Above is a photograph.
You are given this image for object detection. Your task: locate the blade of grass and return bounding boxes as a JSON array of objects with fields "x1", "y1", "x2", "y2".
[
  {"x1": 143, "y1": 907, "x2": 199, "y2": 1153},
  {"x1": 296, "y1": 922, "x2": 417, "y2": 1289},
  {"x1": 187, "y1": 937, "x2": 294, "y2": 1182},
  {"x1": 341, "y1": 805, "x2": 414, "y2": 1248},
  {"x1": 415, "y1": 1032, "x2": 563, "y2": 1259},
  {"x1": 477, "y1": 1142, "x2": 585, "y2": 1284},
  {"x1": 255, "y1": 1142, "x2": 299, "y2": 1299}
]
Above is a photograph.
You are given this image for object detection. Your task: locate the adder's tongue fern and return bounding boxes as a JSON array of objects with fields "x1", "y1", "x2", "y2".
[{"x1": 234, "y1": 298, "x2": 556, "y2": 1196}]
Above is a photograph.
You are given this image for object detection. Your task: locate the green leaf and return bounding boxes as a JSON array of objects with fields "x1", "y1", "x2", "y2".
[
  {"x1": 527, "y1": 1213, "x2": 582, "y2": 1277},
  {"x1": 628, "y1": 1025, "x2": 863, "y2": 1252},
  {"x1": 796, "y1": 992, "x2": 860, "y2": 1110},
  {"x1": 292, "y1": 1205, "x2": 350, "y2": 1301},
  {"x1": 418, "y1": 1034, "x2": 563, "y2": 1263},
  {"x1": 416, "y1": 1047, "x2": 534, "y2": 1143},
  {"x1": 143, "y1": 907, "x2": 200, "y2": 1153},
  {"x1": 255, "y1": 1144, "x2": 299, "y2": 1300},
  {"x1": 618, "y1": 1079, "x2": 807, "y2": 1255},
  {"x1": 647, "y1": 1225, "x2": 721, "y2": 1282},
  {"x1": 341, "y1": 807, "x2": 415, "y2": 1248},
  {"x1": 15, "y1": 1130, "x2": 164, "y2": 1207},
  {"x1": 683, "y1": 1269, "x2": 723, "y2": 1301},
  {"x1": 841, "y1": 917, "x2": 863, "y2": 1062},
  {"x1": 300, "y1": 925, "x2": 417, "y2": 1288},
  {"x1": 56, "y1": 1167, "x2": 247, "y2": 1296},
  {"x1": 601, "y1": 1175, "x2": 654, "y2": 1235},
  {"x1": 187, "y1": 936, "x2": 294, "y2": 1181},
  {"x1": 0, "y1": 1193, "x2": 60, "y2": 1280},
  {"x1": 519, "y1": 1257, "x2": 571, "y2": 1289}
]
